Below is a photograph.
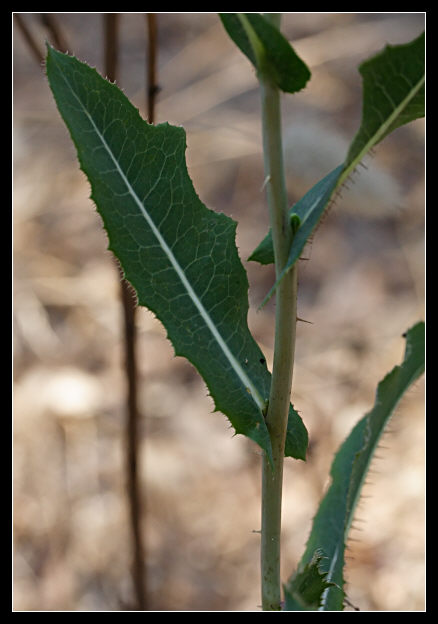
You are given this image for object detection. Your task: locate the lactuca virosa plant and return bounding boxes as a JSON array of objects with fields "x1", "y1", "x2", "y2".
[{"x1": 45, "y1": 14, "x2": 425, "y2": 611}]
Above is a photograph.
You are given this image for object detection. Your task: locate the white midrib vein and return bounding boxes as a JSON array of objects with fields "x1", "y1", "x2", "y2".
[
  {"x1": 318, "y1": 546, "x2": 339, "y2": 611},
  {"x1": 57, "y1": 59, "x2": 266, "y2": 413}
]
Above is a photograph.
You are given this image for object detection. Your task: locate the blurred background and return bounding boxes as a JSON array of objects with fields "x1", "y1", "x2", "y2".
[{"x1": 13, "y1": 13, "x2": 425, "y2": 612}]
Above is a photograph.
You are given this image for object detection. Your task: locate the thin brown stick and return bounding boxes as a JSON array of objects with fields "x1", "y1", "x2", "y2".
[
  {"x1": 40, "y1": 14, "x2": 69, "y2": 52},
  {"x1": 14, "y1": 14, "x2": 45, "y2": 64},
  {"x1": 103, "y1": 13, "x2": 146, "y2": 611},
  {"x1": 104, "y1": 14, "x2": 119, "y2": 82},
  {"x1": 120, "y1": 279, "x2": 146, "y2": 611},
  {"x1": 14, "y1": 13, "x2": 70, "y2": 65},
  {"x1": 146, "y1": 14, "x2": 158, "y2": 123}
]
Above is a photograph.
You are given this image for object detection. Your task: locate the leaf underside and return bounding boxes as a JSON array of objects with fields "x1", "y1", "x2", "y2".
[
  {"x1": 45, "y1": 44, "x2": 308, "y2": 463},
  {"x1": 284, "y1": 322, "x2": 424, "y2": 611}
]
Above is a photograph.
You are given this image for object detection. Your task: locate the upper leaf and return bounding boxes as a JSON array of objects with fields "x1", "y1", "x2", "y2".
[
  {"x1": 249, "y1": 31, "x2": 425, "y2": 303},
  {"x1": 284, "y1": 321, "x2": 425, "y2": 610},
  {"x1": 45, "y1": 45, "x2": 308, "y2": 463},
  {"x1": 219, "y1": 13, "x2": 310, "y2": 93},
  {"x1": 346, "y1": 30, "x2": 425, "y2": 170}
]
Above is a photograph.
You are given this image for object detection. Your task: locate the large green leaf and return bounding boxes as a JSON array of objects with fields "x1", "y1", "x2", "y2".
[
  {"x1": 283, "y1": 321, "x2": 424, "y2": 610},
  {"x1": 219, "y1": 13, "x2": 310, "y2": 93},
  {"x1": 250, "y1": 32, "x2": 425, "y2": 303},
  {"x1": 45, "y1": 45, "x2": 308, "y2": 463}
]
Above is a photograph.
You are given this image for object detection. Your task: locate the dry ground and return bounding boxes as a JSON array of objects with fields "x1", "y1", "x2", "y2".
[{"x1": 13, "y1": 13, "x2": 425, "y2": 611}]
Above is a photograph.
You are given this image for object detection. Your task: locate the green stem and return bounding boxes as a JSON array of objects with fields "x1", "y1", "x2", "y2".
[
  {"x1": 259, "y1": 16, "x2": 298, "y2": 612},
  {"x1": 263, "y1": 13, "x2": 281, "y2": 29}
]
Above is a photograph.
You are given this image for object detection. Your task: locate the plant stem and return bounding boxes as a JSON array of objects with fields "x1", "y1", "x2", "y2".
[
  {"x1": 263, "y1": 13, "x2": 281, "y2": 29},
  {"x1": 259, "y1": 17, "x2": 298, "y2": 612}
]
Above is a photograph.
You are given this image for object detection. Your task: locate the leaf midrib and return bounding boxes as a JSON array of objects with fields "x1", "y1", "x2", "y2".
[
  {"x1": 318, "y1": 354, "x2": 423, "y2": 610},
  {"x1": 54, "y1": 55, "x2": 266, "y2": 413},
  {"x1": 342, "y1": 72, "x2": 425, "y2": 182}
]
